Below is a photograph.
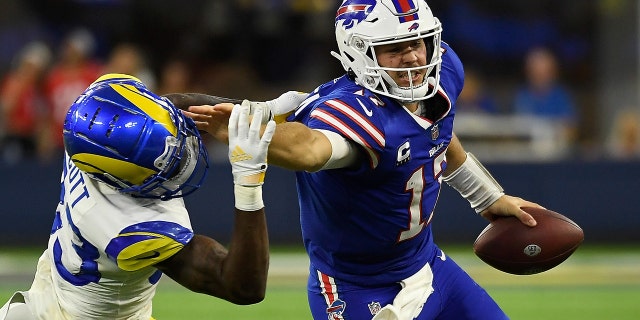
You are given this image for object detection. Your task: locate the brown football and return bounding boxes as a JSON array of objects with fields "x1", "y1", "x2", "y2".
[{"x1": 473, "y1": 207, "x2": 584, "y2": 275}]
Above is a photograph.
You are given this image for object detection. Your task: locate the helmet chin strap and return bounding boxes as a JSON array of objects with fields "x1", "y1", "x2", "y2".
[
  {"x1": 388, "y1": 73, "x2": 432, "y2": 102},
  {"x1": 390, "y1": 82, "x2": 429, "y2": 102}
]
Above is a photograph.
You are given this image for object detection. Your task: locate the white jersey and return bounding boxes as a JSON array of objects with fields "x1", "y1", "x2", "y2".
[{"x1": 24, "y1": 154, "x2": 194, "y2": 320}]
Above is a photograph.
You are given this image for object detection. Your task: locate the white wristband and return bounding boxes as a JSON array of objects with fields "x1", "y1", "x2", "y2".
[
  {"x1": 234, "y1": 185, "x2": 264, "y2": 211},
  {"x1": 443, "y1": 152, "x2": 504, "y2": 214}
]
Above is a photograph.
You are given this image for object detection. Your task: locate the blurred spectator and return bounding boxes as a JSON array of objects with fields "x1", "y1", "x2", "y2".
[
  {"x1": 156, "y1": 58, "x2": 195, "y2": 95},
  {"x1": 103, "y1": 42, "x2": 156, "y2": 90},
  {"x1": 513, "y1": 47, "x2": 578, "y2": 145},
  {"x1": 456, "y1": 68, "x2": 499, "y2": 114},
  {"x1": 43, "y1": 28, "x2": 103, "y2": 158},
  {"x1": 605, "y1": 109, "x2": 640, "y2": 160},
  {"x1": 0, "y1": 41, "x2": 52, "y2": 164}
]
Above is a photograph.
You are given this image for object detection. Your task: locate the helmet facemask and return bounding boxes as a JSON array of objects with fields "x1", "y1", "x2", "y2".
[{"x1": 138, "y1": 126, "x2": 209, "y2": 200}]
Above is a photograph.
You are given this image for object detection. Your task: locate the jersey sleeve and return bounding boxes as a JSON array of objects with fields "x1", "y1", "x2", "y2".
[
  {"x1": 302, "y1": 95, "x2": 386, "y2": 169},
  {"x1": 104, "y1": 221, "x2": 194, "y2": 271}
]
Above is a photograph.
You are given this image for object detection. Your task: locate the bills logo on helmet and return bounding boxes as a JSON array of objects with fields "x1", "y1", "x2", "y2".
[{"x1": 335, "y1": 0, "x2": 376, "y2": 29}]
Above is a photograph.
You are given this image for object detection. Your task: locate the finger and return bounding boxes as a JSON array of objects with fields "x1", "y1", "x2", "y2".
[
  {"x1": 516, "y1": 208, "x2": 537, "y2": 227},
  {"x1": 212, "y1": 103, "x2": 235, "y2": 113},
  {"x1": 182, "y1": 110, "x2": 213, "y2": 122},
  {"x1": 237, "y1": 102, "x2": 251, "y2": 138},
  {"x1": 228, "y1": 104, "x2": 241, "y2": 137},
  {"x1": 523, "y1": 201, "x2": 546, "y2": 210},
  {"x1": 193, "y1": 121, "x2": 210, "y2": 133},
  {"x1": 163, "y1": 93, "x2": 241, "y2": 110},
  {"x1": 187, "y1": 105, "x2": 219, "y2": 115},
  {"x1": 261, "y1": 120, "x2": 276, "y2": 144},
  {"x1": 259, "y1": 121, "x2": 276, "y2": 162},
  {"x1": 249, "y1": 106, "x2": 263, "y2": 140}
]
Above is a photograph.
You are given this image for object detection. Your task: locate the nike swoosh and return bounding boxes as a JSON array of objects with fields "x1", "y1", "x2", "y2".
[
  {"x1": 136, "y1": 251, "x2": 161, "y2": 260},
  {"x1": 437, "y1": 250, "x2": 446, "y2": 261},
  {"x1": 356, "y1": 98, "x2": 373, "y2": 117}
]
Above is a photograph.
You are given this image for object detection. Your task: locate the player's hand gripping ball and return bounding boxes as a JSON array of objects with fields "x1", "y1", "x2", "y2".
[{"x1": 473, "y1": 207, "x2": 584, "y2": 275}]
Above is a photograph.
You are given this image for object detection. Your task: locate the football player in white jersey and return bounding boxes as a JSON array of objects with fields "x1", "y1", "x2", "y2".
[{"x1": 0, "y1": 73, "x2": 277, "y2": 320}]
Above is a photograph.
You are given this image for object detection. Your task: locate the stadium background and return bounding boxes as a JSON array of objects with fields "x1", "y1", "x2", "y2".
[
  {"x1": 1, "y1": 1, "x2": 639, "y2": 319},
  {"x1": 0, "y1": 0, "x2": 638, "y2": 245}
]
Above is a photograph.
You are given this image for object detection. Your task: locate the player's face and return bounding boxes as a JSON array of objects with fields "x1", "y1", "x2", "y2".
[{"x1": 375, "y1": 39, "x2": 428, "y2": 88}]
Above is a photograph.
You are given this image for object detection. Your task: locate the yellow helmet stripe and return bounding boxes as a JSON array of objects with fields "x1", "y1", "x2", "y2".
[
  {"x1": 72, "y1": 153, "x2": 156, "y2": 185},
  {"x1": 92, "y1": 73, "x2": 141, "y2": 85},
  {"x1": 110, "y1": 82, "x2": 178, "y2": 137}
]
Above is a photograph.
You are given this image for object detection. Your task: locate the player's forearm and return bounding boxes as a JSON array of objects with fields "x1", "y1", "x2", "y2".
[
  {"x1": 222, "y1": 208, "x2": 269, "y2": 305},
  {"x1": 268, "y1": 122, "x2": 331, "y2": 172},
  {"x1": 163, "y1": 93, "x2": 242, "y2": 110},
  {"x1": 443, "y1": 133, "x2": 467, "y2": 175}
]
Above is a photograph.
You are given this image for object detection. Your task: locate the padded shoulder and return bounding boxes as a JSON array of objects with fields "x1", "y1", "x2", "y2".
[
  {"x1": 105, "y1": 221, "x2": 194, "y2": 271},
  {"x1": 439, "y1": 41, "x2": 465, "y2": 102}
]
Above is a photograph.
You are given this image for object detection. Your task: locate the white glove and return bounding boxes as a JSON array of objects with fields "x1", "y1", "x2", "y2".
[
  {"x1": 250, "y1": 91, "x2": 308, "y2": 123},
  {"x1": 228, "y1": 100, "x2": 276, "y2": 187}
]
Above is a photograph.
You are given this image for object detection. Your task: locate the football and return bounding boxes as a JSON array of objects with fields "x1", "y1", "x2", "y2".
[{"x1": 473, "y1": 207, "x2": 584, "y2": 275}]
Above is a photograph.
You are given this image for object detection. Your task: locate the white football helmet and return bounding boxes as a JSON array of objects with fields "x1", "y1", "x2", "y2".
[{"x1": 333, "y1": 0, "x2": 442, "y2": 102}]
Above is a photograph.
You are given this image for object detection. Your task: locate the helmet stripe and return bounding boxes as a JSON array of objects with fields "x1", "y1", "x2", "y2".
[
  {"x1": 110, "y1": 83, "x2": 179, "y2": 137},
  {"x1": 72, "y1": 153, "x2": 156, "y2": 185},
  {"x1": 391, "y1": 0, "x2": 416, "y2": 14},
  {"x1": 92, "y1": 73, "x2": 141, "y2": 86},
  {"x1": 392, "y1": 0, "x2": 418, "y2": 22}
]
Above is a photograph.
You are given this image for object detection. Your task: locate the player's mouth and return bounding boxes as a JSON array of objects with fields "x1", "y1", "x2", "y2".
[{"x1": 397, "y1": 70, "x2": 425, "y2": 88}]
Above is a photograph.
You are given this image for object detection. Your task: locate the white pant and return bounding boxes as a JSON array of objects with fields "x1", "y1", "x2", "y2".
[
  {"x1": 0, "y1": 292, "x2": 36, "y2": 320},
  {"x1": 371, "y1": 261, "x2": 436, "y2": 320}
]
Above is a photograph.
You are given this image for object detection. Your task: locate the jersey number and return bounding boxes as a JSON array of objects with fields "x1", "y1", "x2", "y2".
[{"x1": 398, "y1": 151, "x2": 446, "y2": 242}]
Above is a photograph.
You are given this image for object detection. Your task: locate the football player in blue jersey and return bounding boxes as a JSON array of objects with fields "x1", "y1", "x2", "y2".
[
  {"x1": 184, "y1": 1, "x2": 545, "y2": 319},
  {"x1": 0, "y1": 73, "x2": 277, "y2": 320}
]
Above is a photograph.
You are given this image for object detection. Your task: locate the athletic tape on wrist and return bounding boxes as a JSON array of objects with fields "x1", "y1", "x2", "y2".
[
  {"x1": 443, "y1": 152, "x2": 504, "y2": 214},
  {"x1": 234, "y1": 184, "x2": 264, "y2": 212},
  {"x1": 236, "y1": 171, "x2": 266, "y2": 187}
]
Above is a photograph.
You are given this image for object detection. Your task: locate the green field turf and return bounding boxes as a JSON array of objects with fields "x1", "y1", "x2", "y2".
[{"x1": 2, "y1": 244, "x2": 639, "y2": 319}]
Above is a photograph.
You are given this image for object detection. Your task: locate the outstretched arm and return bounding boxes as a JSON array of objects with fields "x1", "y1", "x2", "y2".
[
  {"x1": 185, "y1": 91, "x2": 337, "y2": 172},
  {"x1": 155, "y1": 103, "x2": 275, "y2": 305},
  {"x1": 190, "y1": 103, "x2": 335, "y2": 172}
]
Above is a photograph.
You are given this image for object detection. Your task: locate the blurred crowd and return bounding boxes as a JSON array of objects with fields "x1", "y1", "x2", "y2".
[{"x1": 1, "y1": 0, "x2": 639, "y2": 165}]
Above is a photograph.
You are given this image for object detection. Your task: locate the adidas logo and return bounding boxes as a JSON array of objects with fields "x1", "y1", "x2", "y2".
[{"x1": 229, "y1": 146, "x2": 253, "y2": 163}]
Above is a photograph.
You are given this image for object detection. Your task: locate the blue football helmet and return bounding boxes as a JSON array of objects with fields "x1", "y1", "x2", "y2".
[{"x1": 63, "y1": 73, "x2": 209, "y2": 200}]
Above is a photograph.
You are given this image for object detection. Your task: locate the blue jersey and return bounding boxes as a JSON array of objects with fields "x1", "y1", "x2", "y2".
[{"x1": 288, "y1": 42, "x2": 464, "y2": 286}]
